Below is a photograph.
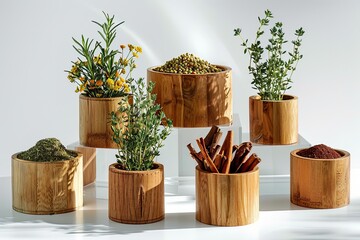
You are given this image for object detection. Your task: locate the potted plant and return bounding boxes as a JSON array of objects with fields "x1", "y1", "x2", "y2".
[
  {"x1": 108, "y1": 78, "x2": 172, "y2": 224},
  {"x1": 12, "y1": 138, "x2": 83, "y2": 215},
  {"x1": 290, "y1": 144, "x2": 350, "y2": 209},
  {"x1": 147, "y1": 53, "x2": 232, "y2": 127},
  {"x1": 66, "y1": 12, "x2": 142, "y2": 148},
  {"x1": 234, "y1": 9, "x2": 305, "y2": 144}
]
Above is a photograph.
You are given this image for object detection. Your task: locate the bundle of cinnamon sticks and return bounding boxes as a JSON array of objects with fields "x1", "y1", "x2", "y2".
[{"x1": 187, "y1": 126, "x2": 261, "y2": 174}]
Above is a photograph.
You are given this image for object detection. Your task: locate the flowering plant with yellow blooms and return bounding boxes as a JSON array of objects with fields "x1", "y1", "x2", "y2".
[{"x1": 66, "y1": 12, "x2": 142, "y2": 98}]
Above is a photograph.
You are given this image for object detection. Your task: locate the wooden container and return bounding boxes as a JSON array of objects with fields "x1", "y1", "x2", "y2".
[
  {"x1": 74, "y1": 145, "x2": 96, "y2": 186},
  {"x1": 12, "y1": 152, "x2": 83, "y2": 215},
  {"x1": 79, "y1": 95, "x2": 122, "y2": 148},
  {"x1": 108, "y1": 163, "x2": 164, "y2": 224},
  {"x1": 147, "y1": 66, "x2": 232, "y2": 127},
  {"x1": 290, "y1": 149, "x2": 350, "y2": 209},
  {"x1": 196, "y1": 166, "x2": 259, "y2": 226},
  {"x1": 249, "y1": 94, "x2": 298, "y2": 145}
]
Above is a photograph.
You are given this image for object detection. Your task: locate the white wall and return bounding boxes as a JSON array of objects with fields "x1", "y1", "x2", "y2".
[{"x1": 1, "y1": 0, "x2": 359, "y2": 176}]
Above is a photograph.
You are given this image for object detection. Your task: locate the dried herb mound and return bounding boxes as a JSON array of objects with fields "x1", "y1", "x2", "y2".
[
  {"x1": 17, "y1": 138, "x2": 77, "y2": 162},
  {"x1": 297, "y1": 144, "x2": 342, "y2": 159},
  {"x1": 153, "y1": 53, "x2": 222, "y2": 74}
]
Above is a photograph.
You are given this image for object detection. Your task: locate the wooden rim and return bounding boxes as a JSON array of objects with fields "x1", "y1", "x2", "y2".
[
  {"x1": 195, "y1": 165, "x2": 259, "y2": 176},
  {"x1": 249, "y1": 94, "x2": 298, "y2": 102},
  {"x1": 79, "y1": 94, "x2": 124, "y2": 101},
  {"x1": 291, "y1": 149, "x2": 350, "y2": 161},
  {"x1": 109, "y1": 162, "x2": 163, "y2": 175},
  {"x1": 12, "y1": 152, "x2": 83, "y2": 164},
  {"x1": 147, "y1": 65, "x2": 231, "y2": 76}
]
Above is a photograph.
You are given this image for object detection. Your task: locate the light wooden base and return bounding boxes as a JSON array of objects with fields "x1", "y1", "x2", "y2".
[
  {"x1": 196, "y1": 166, "x2": 259, "y2": 226},
  {"x1": 79, "y1": 95, "x2": 122, "y2": 148},
  {"x1": 290, "y1": 149, "x2": 350, "y2": 209},
  {"x1": 249, "y1": 95, "x2": 298, "y2": 145},
  {"x1": 147, "y1": 66, "x2": 232, "y2": 127},
  {"x1": 12, "y1": 153, "x2": 83, "y2": 215},
  {"x1": 74, "y1": 146, "x2": 96, "y2": 186},
  {"x1": 108, "y1": 163, "x2": 164, "y2": 224}
]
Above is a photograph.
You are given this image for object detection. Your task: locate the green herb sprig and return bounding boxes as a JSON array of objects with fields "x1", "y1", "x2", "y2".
[
  {"x1": 234, "y1": 9, "x2": 305, "y2": 100},
  {"x1": 110, "y1": 78, "x2": 173, "y2": 171}
]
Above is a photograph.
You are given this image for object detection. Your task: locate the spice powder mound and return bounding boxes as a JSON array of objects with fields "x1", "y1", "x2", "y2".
[{"x1": 297, "y1": 144, "x2": 342, "y2": 159}]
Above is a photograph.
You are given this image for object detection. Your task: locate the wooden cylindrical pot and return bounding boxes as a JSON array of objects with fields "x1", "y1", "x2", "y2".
[
  {"x1": 290, "y1": 149, "x2": 350, "y2": 209},
  {"x1": 79, "y1": 95, "x2": 122, "y2": 148},
  {"x1": 147, "y1": 66, "x2": 232, "y2": 127},
  {"x1": 249, "y1": 94, "x2": 298, "y2": 145},
  {"x1": 196, "y1": 166, "x2": 259, "y2": 226},
  {"x1": 108, "y1": 163, "x2": 164, "y2": 224},
  {"x1": 12, "y1": 152, "x2": 83, "y2": 215}
]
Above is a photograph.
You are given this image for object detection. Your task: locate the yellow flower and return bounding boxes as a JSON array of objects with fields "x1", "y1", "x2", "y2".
[
  {"x1": 115, "y1": 71, "x2": 120, "y2": 78},
  {"x1": 71, "y1": 65, "x2": 77, "y2": 74},
  {"x1": 123, "y1": 83, "x2": 130, "y2": 93},
  {"x1": 79, "y1": 77, "x2": 85, "y2": 82},
  {"x1": 121, "y1": 68, "x2": 126, "y2": 74},
  {"x1": 128, "y1": 44, "x2": 134, "y2": 51},
  {"x1": 120, "y1": 44, "x2": 126, "y2": 49},
  {"x1": 67, "y1": 75, "x2": 75, "y2": 82},
  {"x1": 79, "y1": 84, "x2": 85, "y2": 92},
  {"x1": 115, "y1": 80, "x2": 123, "y2": 87},
  {"x1": 119, "y1": 77, "x2": 125, "y2": 83},
  {"x1": 132, "y1": 52, "x2": 139, "y2": 58},
  {"x1": 106, "y1": 78, "x2": 114, "y2": 89},
  {"x1": 135, "y1": 46, "x2": 142, "y2": 53},
  {"x1": 133, "y1": 63, "x2": 137, "y2": 68}
]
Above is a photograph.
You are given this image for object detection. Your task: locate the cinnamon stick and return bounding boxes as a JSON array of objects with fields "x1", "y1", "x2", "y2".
[
  {"x1": 220, "y1": 131, "x2": 233, "y2": 174},
  {"x1": 204, "y1": 126, "x2": 220, "y2": 149},
  {"x1": 238, "y1": 153, "x2": 258, "y2": 173},
  {"x1": 247, "y1": 157, "x2": 261, "y2": 172},
  {"x1": 196, "y1": 138, "x2": 219, "y2": 173},
  {"x1": 187, "y1": 143, "x2": 205, "y2": 170},
  {"x1": 231, "y1": 142, "x2": 252, "y2": 173}
]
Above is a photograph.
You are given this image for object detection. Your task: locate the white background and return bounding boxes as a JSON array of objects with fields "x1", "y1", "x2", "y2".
[{"x1": 0, "y1": 0, "x2": 359, "y2": 177}]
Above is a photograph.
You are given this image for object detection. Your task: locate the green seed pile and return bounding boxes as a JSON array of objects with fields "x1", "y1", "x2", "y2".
[
  {"x1": 154, "y1": 53, "x2": 222, "y2": 74},
  {"x1": 18, "y1": 138, "x2": 77, "y2": 162}
]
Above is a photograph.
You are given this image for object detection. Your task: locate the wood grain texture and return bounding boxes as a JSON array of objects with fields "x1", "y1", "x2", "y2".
[
  {"x1": 147, "y1": 66, "x2": 232, "y2": 127},
  {"x1": 108, "y1": 163, "x2": 164, "y2": 224},
  {"x1": 249, "y1": 95, "x2": 298, "y2": 145},
  {"x1": 196, "y1": 166, "x2": 259, "y2": 226},
  {"x1": 290, "y1": 149, "x2": 350, "y2": 209},
  {"x1": 79, "y1": 95, "x2": 122, "y2": 148},
  {"x1": 75, "y1": 146, "x2": 96, "y2": 186},
  {"x1": 12, "y1": 153, "x2": 83, "y2": 215}
]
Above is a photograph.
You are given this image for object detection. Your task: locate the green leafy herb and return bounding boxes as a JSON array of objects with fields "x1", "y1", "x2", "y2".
[
  {"x1": 234, "y1": 9, "x2": 305, "y2": 100},
  {"x1": 66, "y1": 12, "x2": 142, "y2": 97},
  {"x1": 110, "y1": 78, "x2": 173, "y2": 171}
]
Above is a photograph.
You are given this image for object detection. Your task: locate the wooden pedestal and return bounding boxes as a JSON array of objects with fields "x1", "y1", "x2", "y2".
[
  {"x1": 290, "y1": 149, "x2": 350, "y2": 208},
  {"x1": 12, "y1": 153, "x2": 83, "y2": 214},
  {"x1": 249, "y1": 95, "x2": 298, "y2": 145},
  {"x1": 108, "y1": 163, "x2": 164, "y2": 224},
  {"x1": 196, "y1": 166, "x2": 259, "y2": 226},
  {"x1": 147, "y1": 65, "x2": 232, "y2": 127}
]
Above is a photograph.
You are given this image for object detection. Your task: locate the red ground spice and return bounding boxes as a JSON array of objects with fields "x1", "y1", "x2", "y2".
[{"x1": 297, "y1": 144, "x2": 342, "y2": 159}]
